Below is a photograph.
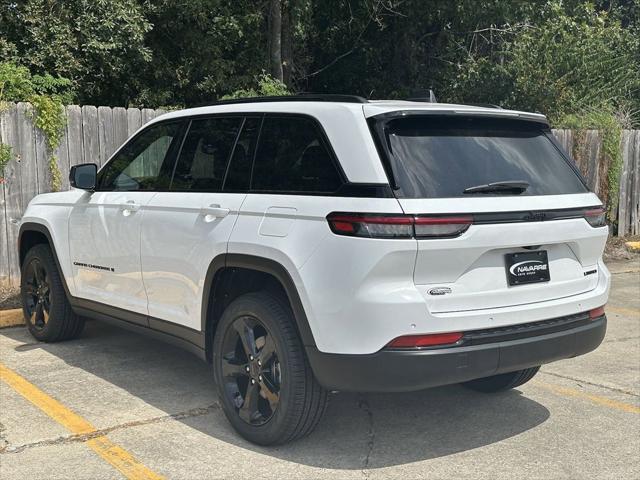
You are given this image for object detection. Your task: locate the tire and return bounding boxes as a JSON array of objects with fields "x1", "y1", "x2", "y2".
[
  {"x1": 213, "y1": 291, "x2": 328, "y2": 445},
  {"x1": 20, "y1": 244, "x2": 84, "y2": 342},
  {"x1": 462, "y1": 366, "x2": 540, "y2": 393}
]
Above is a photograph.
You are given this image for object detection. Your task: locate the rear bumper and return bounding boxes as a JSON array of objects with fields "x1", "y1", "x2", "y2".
[{"x1": 307, "y1": 314, "x2": 606, "y2": 392}]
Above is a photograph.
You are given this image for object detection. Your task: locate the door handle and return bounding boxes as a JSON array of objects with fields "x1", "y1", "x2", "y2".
[
  {"x1": 120, "y1": 200, "x2": 140, "y2": 216},
  {"x1": 200, "y1": 204, "x2": 230, "y2": 221}
]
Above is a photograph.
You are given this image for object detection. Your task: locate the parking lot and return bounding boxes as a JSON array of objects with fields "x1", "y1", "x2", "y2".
[{"x1": 1, "y1": 260, "x2": 638, "y2": 480}]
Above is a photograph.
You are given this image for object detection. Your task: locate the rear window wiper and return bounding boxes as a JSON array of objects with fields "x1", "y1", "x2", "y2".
[{"x1": 463, "y1": 181, "x2": 530, "y2": 194}]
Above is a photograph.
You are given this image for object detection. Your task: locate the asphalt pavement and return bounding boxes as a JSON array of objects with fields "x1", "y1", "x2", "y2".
[{"x1": 0, "y1": 260, "x2": 638, "y2": 479}]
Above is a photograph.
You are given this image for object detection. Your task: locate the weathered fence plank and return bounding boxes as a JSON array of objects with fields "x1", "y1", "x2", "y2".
[
  {"x1": 0, "y1": 108, "x2": 10, "y2": 286},
  {"x1": 82, "y1": 106, "x2": 100, "y2": 166},
  {"x1": 66, "y1": 105, "x2": 84, "y2": 167},
  {"x1": 0, "y1": 182, "x2": 8, "y2": 287},
  {"x1": 632, "y1": 131, "x2": 640, "y2": 235},
  {"x1": 112, "y1": 107, "x2": 128, "y2": 153},
  {"x1": 55, "y1": 109, "x2": 72, "y2": 191},
  {"x1": 1, "y1": 103, "x2": 639, "y2": 287},
  {"x1": 619, "y1": 130, "x2": 633, "y2": 236},
  {"x1": 16, "y1": 103, "x2": 38, "y2": 213},
  {"x1": 2, "y1": 104, "x2": 24, "y2": 287},
  {"x1": 127, "y1": 108, "x2": 141, "y2": 137},
  {"x1": 34, "y1": 123, "x2": 50, "y2": 194},
  {"x1": 97, "y1": 106, "x2": 115, "y2": 167}
]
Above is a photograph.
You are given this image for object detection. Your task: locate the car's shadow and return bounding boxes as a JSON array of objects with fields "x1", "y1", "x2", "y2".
[{"x1": 5, "y1": 321, "x2": 550, "y2": 469}]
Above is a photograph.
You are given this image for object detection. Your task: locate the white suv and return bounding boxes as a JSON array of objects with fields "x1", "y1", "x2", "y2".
[{"x1": 18, "y1": 95, "x2": 610, "y2": 445}]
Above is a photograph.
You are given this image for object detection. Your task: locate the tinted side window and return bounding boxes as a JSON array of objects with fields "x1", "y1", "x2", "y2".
[
  {"x1": 99, "y1": 122, "x2": 183, "y2": 191},
  {"x1": 223, "y1": 117, "x2": 261, "y2": 192},
  {"x1": 251, "y1": 116, "x2": 342, "y2": 193},
  {"x1": 171, "y1": 117, "x2": 242, "y2": 192}
]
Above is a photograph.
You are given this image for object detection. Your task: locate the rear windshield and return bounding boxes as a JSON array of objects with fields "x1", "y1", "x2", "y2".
[{"x1": 376, "y1": 116, "x2": 588, "y2": 198}]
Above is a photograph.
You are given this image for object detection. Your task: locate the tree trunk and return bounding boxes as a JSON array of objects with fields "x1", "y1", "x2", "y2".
[
  {"x1": 269, "y1": 0, "x2": 283, "y2": 82},
  {"x1": 281, "y1": 3, "x2": 293, "y2": 86}
]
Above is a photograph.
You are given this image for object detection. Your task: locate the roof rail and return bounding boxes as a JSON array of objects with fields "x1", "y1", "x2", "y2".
[
  {"x1": 206, "y1": 94, "x2": 368, "y2": 107},
  {"x1": 462, "y1": 103, "x2": 504, "y2": 109}
]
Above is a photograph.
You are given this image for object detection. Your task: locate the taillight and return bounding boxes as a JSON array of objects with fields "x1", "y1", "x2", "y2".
[
  {"x1": 584, "y1": 208, "x2": 607, "y2": 227},
  {"x1": 386, "y1": 332, "x2": 463, "y2": 349},
  {"x1": 414, "y1": 215, "x2": 473, "y2": 238},
  {"x1": 326, "y1": 213, "x2": 472, "y2": 239},
  {"x1": 589, "y1": 306, "x2": 605, "y2": 319},
  {"x1": 326, "y1": 214, "x2": 414, "y2": 238}
]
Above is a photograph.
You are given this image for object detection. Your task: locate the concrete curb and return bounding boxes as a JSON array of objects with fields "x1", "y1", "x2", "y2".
[{"x1": 0, "y1": 309, "x2": 24, "y2": 328}]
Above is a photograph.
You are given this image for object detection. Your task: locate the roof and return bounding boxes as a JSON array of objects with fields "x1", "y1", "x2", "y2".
[{"x1": 151, "y1": 96, "x2": 548, "y2": 126}]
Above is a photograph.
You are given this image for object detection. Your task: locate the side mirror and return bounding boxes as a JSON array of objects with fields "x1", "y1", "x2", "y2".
[{"x1": 70, "y1": 163, "x2": 97, "y2": 190}]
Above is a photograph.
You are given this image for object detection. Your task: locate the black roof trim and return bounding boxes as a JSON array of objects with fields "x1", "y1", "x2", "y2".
[{"x1": 203, "y1": 94, "x2": 368, "y2": 107}]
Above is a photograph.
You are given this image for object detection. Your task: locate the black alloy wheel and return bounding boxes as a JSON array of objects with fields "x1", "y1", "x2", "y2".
[
  {"x1": 22, "y1": 258, "x2": 51, "y2": 330},
  {"x1": 213, "y1": 292, "x2": 328, "y2": 445},
  {"x1": 220, "y1": 315, "x2": 281, "y2": 425},
  {"x1": 20, "y1": 244, "x2": 84, "y2": 342}
]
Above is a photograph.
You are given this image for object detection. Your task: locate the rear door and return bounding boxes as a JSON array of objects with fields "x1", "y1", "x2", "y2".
[
  {"x1": 140, "y1": 115, "x2": 251, "y2": 331},
  {"x1": 370, "y1": 114, "x2": 608, "y2": 314},
  {"x1": 229, "y1": 114, "x2": 349, "y2": 273}
]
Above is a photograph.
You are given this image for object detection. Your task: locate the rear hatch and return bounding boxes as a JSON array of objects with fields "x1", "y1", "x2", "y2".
[{"x1": 367, "y1": 111, "x2": 608, "y2": 313}]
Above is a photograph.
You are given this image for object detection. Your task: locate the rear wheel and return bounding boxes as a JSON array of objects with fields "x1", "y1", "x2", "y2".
[
  {"x1": 20, "y1": 244, "x2": 84, "y2": 342},
  {"x1": 213, "y1": 292, "x2": 328, "y2": 445},
  {"x1": 462, "y1": 367, "x2": 540, "y2": 393}
]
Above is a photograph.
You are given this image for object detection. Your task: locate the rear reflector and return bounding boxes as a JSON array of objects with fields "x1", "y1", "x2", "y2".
[
  {"x1": 386, "y1": 332, "x2": 463, "y2": 349},
  {"x1": 589, "y1": 306, "x2": 605, "y2": 319},
  {"x1": 584, "y1": 208, "x2": 607, "y2": 228},
  {"x1": 327, "y1": 213, "x2": 472, "y2": 239}
]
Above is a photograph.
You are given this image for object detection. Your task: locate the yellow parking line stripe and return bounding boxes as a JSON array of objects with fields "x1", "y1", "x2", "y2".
[
  {"x1": 607, "y1": 306, "x2": 640, "y2": 317},
  {"x1": 537, "y1": 381, "x2": 640, "y2": 414},
  {"x1": 0, "y1": 363, "x2": 165, "y2": 480}
]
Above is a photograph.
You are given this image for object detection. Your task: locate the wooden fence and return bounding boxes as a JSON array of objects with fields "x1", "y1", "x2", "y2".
[{"x1": 1, "y1": 102, "x2": 639, "y2": 287}]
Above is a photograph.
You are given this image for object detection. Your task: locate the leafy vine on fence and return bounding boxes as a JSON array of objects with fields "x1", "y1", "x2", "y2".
[
  {"x1": 28, "y1": 95, "x2": 66, "y2": 191},
  {"x1": 559, "y1": 109, "x2": 624, "y2": 221},
  {"x1": 0, "y1": 62, "x2": 74, "y2": 189}
]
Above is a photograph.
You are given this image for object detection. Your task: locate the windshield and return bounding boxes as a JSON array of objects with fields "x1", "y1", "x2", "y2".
[{"x1": 375, "y1": 116, "x2": 588, "y2": 198}]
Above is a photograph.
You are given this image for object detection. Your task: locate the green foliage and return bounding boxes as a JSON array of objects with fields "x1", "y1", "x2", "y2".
[
  {"x1": 559, "y1": 108, "x2": 624, "y2": 221},
  {"x1": 0, "y1": 62, "x2": 75, "y2": 104},
  {"x1": 0, "y1": 0, "x2": 638, "y2": 127},
  {"x1": 1, "y1": 0, "x2": 151, "y2": 105},
  {"x1": 446, "y1": 2, "x2": 639, "y2": 124},
  {"x1": 221, "y1": 72, "x2": 291, "y2": 100},
  {"x1": 28, "y1": 94, "x2": 65, "y2": 191},
  {"x1": 0, "y1": 62, "x2": 69, "y2": 191},
  {"x1": 0, "y1": 143, "x2": 12, "y2": 183}
]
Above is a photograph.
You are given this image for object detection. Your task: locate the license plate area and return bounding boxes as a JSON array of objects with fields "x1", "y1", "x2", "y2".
[{"x1": 505, "y1": 250, "x2": 550, "y2": 286}]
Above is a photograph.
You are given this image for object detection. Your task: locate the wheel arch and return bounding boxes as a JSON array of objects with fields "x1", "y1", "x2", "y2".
[
  {"x1": 202, "y1": 253, "x2": 316, "y2": 363},
  {"x1": 19, "y1": 222, "x2": 74, "y2": 298}
]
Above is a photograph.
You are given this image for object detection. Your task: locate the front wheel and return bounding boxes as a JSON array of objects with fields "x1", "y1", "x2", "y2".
[
  {"x1": 20, "y1": 244, "x2": 84, "y2": 342},
  {"x1": 213, "y1": 292, "x2": 328, "y2": 445},
  {"x1": 462, "y1": 366, "x2": 540, "y2": 393}
]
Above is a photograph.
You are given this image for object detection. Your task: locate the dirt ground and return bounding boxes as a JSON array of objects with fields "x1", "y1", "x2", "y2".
[
  {"x1": 604, "y1": 234, "x2": 640, "y2": 261},
  {"x1": 0, "y1": 285, "x2": 20, "y2": 310}
]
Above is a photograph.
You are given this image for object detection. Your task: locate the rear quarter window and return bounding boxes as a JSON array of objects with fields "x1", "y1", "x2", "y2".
[
  {"x1": 376, "y1": 116, "x2": 588, "y2": 198},
  {"x1": 251, "y1": 116, "x2": 343, "y2": 193}
]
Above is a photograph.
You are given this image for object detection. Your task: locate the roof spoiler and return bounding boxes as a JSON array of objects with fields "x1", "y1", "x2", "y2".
[{"x1": 406, "y1": 89, "x2": 438, "y2": 103}]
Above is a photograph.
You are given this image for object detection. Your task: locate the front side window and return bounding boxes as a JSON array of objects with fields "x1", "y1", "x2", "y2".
[
  {"x1": 251, "y1": 116, "x2": 342, "y2": 193},
  {"x1": 377, "y1": 116, "x2": 588, "y2": 198},
  {"x1": 99, "y1": 122, "x2": 183, "y2": 191},
  {"x1": 171, "y1": 117, "x2": 243, "y2": 192}
]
